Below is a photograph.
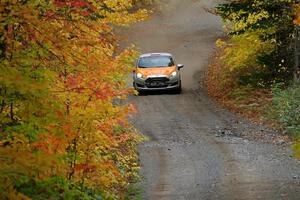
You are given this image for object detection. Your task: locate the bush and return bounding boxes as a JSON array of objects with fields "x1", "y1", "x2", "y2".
[
  {"x1": 16, "y1": 177, "x2": 96, "y2": 200},
  {"x1": 216, "y1": 30, "x2": 277, "y2": 88},
  {"x1": 272, "y1": 83, "x2": 300, "y2": 138}
]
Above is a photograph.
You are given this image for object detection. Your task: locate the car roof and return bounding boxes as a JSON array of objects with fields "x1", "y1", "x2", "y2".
[{"x1": 139, "y1": 53, "x2": 173, "y2": 58}]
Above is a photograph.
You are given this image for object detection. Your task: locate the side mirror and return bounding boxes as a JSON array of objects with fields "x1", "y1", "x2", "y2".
[
  {"x1": 133, "y1": 69, "x2": 136, "y2": 73},
  {"x1": 177, "y1": 64, "x2": 184, "y2": 70}
]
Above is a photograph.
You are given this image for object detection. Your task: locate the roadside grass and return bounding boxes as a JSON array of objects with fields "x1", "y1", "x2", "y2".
[{"x1": 271, "y1": 83, "x2": 300, "y2": 158}]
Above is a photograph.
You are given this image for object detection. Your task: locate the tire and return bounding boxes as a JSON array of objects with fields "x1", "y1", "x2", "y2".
[
  {"x1": 138, "y1": 91, "x2": 144, "y2": 96},
  {"x1": 174, "y1": 82, "x2": 182, "y2": 94},
  {"x1": 133, "y1": 82, "x2": 144, "y2": 95},
  {"x1": 133, "y1": 82, "x2": 137, "y2": 90}
]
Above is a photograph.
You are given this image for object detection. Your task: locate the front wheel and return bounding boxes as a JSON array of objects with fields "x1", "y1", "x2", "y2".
[
  {"x1": 133, "y1": 82, "x2": 137, "y2": 90},
  {"x1": 174, "y1": 82, "x2": 182, "y2": 94}
]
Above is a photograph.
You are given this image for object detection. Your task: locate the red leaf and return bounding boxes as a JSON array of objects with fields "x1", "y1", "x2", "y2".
[
  {"x1": 82, "y1": 10, "x2": 90, "y2": 16},
  {"x1": 71, "y1": 0, "x2": 88, "y2": 8},
  {"x1": 53, "y1": 1, "x2": 66, "y2": 7}
]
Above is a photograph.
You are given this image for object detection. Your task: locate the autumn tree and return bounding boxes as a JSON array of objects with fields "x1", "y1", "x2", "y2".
[
  {"x1": 210, "y1": 0, "x2": 300, "y2": 156},
  {"x1": 0, "y1": 0, "x2": 147, "y2": 199},
  {"x1": 217, "y1": 0, "x2": 295, "y2": 86}
]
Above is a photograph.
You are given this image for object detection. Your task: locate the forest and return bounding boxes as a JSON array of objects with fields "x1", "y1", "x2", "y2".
[
  {"x1": 206, "y1": 0, "x2": 300, "y2": 156},
  {"x1": 1, "y1": 0, "x2": 300, "y2": 199}
]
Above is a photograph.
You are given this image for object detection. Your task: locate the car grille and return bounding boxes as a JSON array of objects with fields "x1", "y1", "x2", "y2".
[{"x1": 145, "y1": 77, "x2": 170, "y2": 88}]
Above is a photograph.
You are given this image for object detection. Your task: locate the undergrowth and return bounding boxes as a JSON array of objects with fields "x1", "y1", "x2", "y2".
[{"x1": 206, "y1": 0, "x2": 300, "y2": 157}]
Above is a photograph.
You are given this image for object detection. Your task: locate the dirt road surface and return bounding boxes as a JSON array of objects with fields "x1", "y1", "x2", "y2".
[{"x1": 122, "y1": 0, "x2": 300, "y2": 199}]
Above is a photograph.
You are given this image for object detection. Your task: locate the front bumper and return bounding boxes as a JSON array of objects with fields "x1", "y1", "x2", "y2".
[
  {"x1": 134, "y1": 83, "x2": 181, "y2": 91},
  {"x1": 133, "y1": 76, "x2": 181, "y2": 91}
]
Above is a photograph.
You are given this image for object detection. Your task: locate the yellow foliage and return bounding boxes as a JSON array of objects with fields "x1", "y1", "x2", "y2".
[
  {"x1": 220, "y1": 30, "x2": 275, "y2": 72},
  {"x1": 0, "y1": 0, "x2": 148, "y2": 198}
]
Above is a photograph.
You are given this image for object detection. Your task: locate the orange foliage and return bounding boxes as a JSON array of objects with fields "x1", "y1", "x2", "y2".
[
  {"x1": 294, "y1": 4, "x2": 300, "y2": 25},
  {"x1": 0, "y1": 0, "x2": 147, "y2": 199}
]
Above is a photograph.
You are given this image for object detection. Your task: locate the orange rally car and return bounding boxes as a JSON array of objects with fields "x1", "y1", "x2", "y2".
[{"x1": 133, "y1": 53, "x2": 184, "y2": 93}]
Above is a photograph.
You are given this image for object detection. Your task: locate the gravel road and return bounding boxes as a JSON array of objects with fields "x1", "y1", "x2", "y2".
[{"x1": 123, "y1": 0, "x2": 300, "y2": 199}]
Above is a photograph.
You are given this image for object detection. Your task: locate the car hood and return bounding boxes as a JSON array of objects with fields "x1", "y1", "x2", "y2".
[{"x1": 137, "y1": 66, "x2": 176, "y2": 77}]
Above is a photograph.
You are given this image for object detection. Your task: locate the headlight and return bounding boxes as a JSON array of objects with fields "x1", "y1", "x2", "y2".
[
  {"x1": 170, "y1": 71, "x2": 177, "y2": 78},
  {"x1": 136, "y1": 73, "x2": 143, "y2": 79}
]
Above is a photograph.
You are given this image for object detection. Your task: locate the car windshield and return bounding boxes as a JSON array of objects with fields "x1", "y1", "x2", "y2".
[{"x1": 138, "y1": 56, "x2": 175, "y2": 68}]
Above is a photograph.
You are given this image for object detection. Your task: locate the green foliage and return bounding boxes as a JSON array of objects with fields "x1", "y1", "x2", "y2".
[
  {"x1": 217, "y1": 0, "x2": 293, "y2": 34},
  {"x1": 272, "y1": 83, "x2": 300, "y2": 158},
  {"x1": 218, "y1": 30, "x2": 274, "y2": 72},
  {"x1": 294, "y1": 143, "x2": 300, "y2": 158},
  {"x1": 217, "y1": 0, "x2": 295, "y2": 87},
  {"x1": 16, "y1": 177, "x2": 98, "y2": 200},
  {"x1": 125, "y1": 185, "x2": 143, "y2": 200},
  {"x1": 272, "y1": 83, "x2": 300, "y2": 137}
]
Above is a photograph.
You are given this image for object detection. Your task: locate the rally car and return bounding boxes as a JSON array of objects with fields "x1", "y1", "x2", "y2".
[{"x1": 133, "y1": 53, "x2": 184, "y2": 93}]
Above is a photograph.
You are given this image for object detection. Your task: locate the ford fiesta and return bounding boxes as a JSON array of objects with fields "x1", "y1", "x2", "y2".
[{"x1": 133, "y1": 53, "x2": 184, "y2": 93}]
